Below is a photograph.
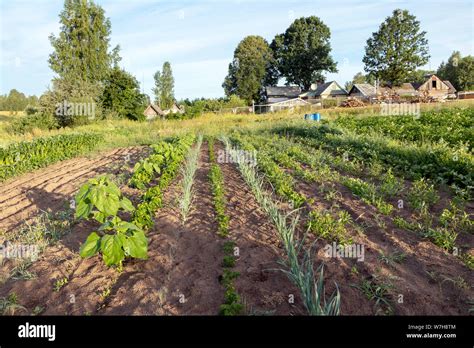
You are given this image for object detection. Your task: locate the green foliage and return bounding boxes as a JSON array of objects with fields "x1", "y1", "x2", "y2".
[
  {"x1": 354, "y1": 277, "x2": 394, "y2": 315},
  {"x1": 153, "y1": 62, "x2": 175, "y2": 109},
  {"x1": 271, "y1": 16, "x2": 337, "y2": 90},
  {"x1": 273, "y1": 124, "x2": 474, "y2": 192},
  {"x1": 307, "y1": 209, "x2": 352, "y2": 245},
  {"x1": 75, "y1": 176, "x2": 147, "y2": 267},
  {"x1": 53, "y1": 277, "x2": 68, "y2": 292},
  {"x1": 363, "y1": 9, "x2": 429, "y2": 85},
  {"x1": 407, "y1": 178, "x2": 439, "y2": 211},
  {"x1": 421, "y1": 228, "x2": 457, "y2": 252},
  {"x1": 437, "y1": 51, "x2": 474, "y2": 91},
  {"x1": 0, "y1": 133, "x2": 102, "y2": 182},
  {"x1": 101, "y1": 67, "x2": 147, "y2": 121},
  {"x1": 379, "y1": 168, "x2": 404, "y2": 197},
  {"x1": 8, "y1": 112, "x2": 58, "y2": 134},
  {"x1": 0, "y1": 89, "x2": 37, "y2": 113},
  {"x1": 209, "y1": 162, "x2": 230, "y2": 237},
  {"x1": 40, "y1": 78, "x2": 103, "y2": 127},
  {"x1": 49, "y1": 0, "x2": 120, "y2": 83},
  {"x1": 132, "y1": 135, "x2": 195, "y2": 230},
  {"x1": 334, "y1": 108, "x2": 474, "y2": 151},
  {"x1": 219, "y1": 270, "x2": 243, "y2": 315},
  {"x1": 179, "y1": 96, "x2": 248, "y2": 118},
  {"x1": 74, "y1": 176, "x2": 134, "y2": 223},
  {"x1": 342, "y1": 177, "x2": 393, "y2": 215},
  {"x1": 223, "y1": 35, "x2": 277, "y2": 103}
]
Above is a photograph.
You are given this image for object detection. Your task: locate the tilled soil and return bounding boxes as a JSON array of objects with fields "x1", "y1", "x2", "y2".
[
  {"x1": 215, "y1": 142, "x2": 304, "y2": 315},
  {"x1": 0, "y1": 147, "x2": 147, "y2": 233}
]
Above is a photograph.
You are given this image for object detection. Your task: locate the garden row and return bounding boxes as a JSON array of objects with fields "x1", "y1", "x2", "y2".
[
  {"x1": 78, "y1": 134, "x2": 196, "y2": 267},
  {"x1": 0, "y1": 133, "x2": 102, "y2": 182}
]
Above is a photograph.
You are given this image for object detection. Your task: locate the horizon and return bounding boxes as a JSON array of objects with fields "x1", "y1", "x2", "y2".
[{"x1": 1, "y1": 0, "x2": 473, "y2": 100}]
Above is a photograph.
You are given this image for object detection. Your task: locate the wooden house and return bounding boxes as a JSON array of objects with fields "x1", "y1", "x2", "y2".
[
  {"x1": 265, "y1": 86, "x2": 302, "y2": 104},
  {"x1": 413, "y1": 74, "x2": 452, "y2": 99},
  {"x1": 144, "y1": 104, "x2": 164, "y2": 120},
  {"x1": 348, "y1": 83, "x2": 377, "y2": 101},
  {"x1": 299, "y1": 81, "x2": 347, "y2": 100}
]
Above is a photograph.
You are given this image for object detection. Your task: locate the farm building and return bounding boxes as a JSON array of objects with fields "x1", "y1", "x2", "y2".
[
  {"x1": 413, "y1": 74, "x2": 453, "y2": 99},
  {"x1": 265, "y1": 86, "x2": 302, "y2": 104},
  {"x1": 299, "y1": 81, "x2": 347, "y2": 100},
  {"x1": 347, "y1": 83, "x2": 377, "y2": 101},
  {"x1": 163, "y1": 103, "x2": 185, "y2": 116},
  {"x1": 144, "y1": 104, "x2": 164, "y2": 120},
  {"x1": 144, "y1": 103, "x2": 185, "y2": 120},
  {"x1": 391, "y1": 83, "x2": 418, "y2": 97}
]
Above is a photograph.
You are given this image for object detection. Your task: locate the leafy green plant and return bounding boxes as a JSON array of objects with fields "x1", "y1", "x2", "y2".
[
  {"x1": 75, "y1": 176, "x2": 135, "y2": 222},
  {"x1": 342, "y1": 177, "x2": 393, "y2": 215},
  {"x1": 53, "y1": 277, "x2": 69, "y2": 291},
  {"x1": 379, "y1": 168, "x2": 404, "y2": 197},
  {"x1": 75, "y1": 176, "x2": 147, "y2": 267},
  {"x1": 408, "y1": 178, "x2": 439, "y2": 211},
  {"x1": 307, "y1": 209, "x2": 352, "y2": 245}
]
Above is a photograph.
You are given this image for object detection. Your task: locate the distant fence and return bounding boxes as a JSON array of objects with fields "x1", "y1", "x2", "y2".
[{"x1": 215, "y1": 97, "x2": 354, "y2": 115}]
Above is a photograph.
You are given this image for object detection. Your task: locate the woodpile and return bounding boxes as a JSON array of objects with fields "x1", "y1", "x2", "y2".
[{"x1": 340, "y1": 98, "x2": 366, "y2": 107}]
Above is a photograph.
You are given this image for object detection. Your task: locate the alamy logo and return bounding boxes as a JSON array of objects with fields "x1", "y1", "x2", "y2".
[
  {"x1": 18, "y1": 322, "x2": 56, "y2": 341},
  {"x1": 55, "y1": 100, "x2": 96, "y2": 119},
  {"x1": 324, "y1": 242, "x2": 365, "y2": 262},
  {"x1": 380, "y1": 102, "x2": 420, "y2": 117}
]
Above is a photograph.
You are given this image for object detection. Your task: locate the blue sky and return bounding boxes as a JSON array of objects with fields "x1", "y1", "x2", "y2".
[{"x1": 0, "y1": 0, "x2": 472, "y2": 100}]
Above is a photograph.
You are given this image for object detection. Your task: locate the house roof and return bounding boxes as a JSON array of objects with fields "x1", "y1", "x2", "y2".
[
  {"x1": 350, "y1": 83, "x2": 376, "y2": 97},
  {"x1": 145, "y1": 104, "x2": 164, "y2": 116},
  {"x1": 266, "y1": 86, "x2": 301, "y2": 97},
  {"x1": 301, "y1": 81, "x2": 347, "y2": 98},
  {"x1": 443, "y1": 80, "x2": 457, "y2": 93}
]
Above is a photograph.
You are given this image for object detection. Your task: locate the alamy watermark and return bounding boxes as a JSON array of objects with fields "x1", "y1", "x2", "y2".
[
  {"x1": 55, "y1": 100, "x2": 96, "y2": 119},
  {"x1": 218, "y1": 148, "x2": 257, "y2": 167},
  {"x1": 324, "y1": 242, "x2": 365, "y2": 262},
  {"x1": 380, "y1": 102, "x2": 420, "y2": 117},
  {"x1": 0, "y1": 241, "x2": 39, "y2": 261}
]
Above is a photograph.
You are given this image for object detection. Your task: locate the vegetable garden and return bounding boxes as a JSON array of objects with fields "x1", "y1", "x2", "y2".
[{"x1": 0, "y1": 105, "x2": 472, "y2": 316}]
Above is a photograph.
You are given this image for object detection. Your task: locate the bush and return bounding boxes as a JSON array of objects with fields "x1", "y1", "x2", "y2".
[{"x1": 8, "y1": 112, "x2": 58, "y2": 134}]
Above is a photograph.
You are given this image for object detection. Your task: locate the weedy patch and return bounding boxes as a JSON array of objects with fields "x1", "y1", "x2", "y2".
[
  {"x1": 353, "y1": 277, "x2": 394, "y2": 315},
  {"x1": 0, "y1": 292, "x2": 27, "y2": 315},
  {"x1": 378, "y1": 251, "x2": 407, "y2": 267}
]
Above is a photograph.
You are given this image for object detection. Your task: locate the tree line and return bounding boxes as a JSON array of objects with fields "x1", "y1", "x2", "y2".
[
  {"x1": 223, "y1": 9, "x2": 473, "y2": 104},
  {"x1": 0, "y1": 90, "x2": 38, "y2": 114}
]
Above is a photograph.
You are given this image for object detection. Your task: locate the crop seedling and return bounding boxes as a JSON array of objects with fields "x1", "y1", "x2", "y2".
[
  {"x1": 0, "y1": 292, "x2": 26, "y2": 315},
  {"x1": 408, "y1": 178, "x2": 439, "y2": 212},
  {"x1": 53, "y1": 277, "x2": 68, "y2": 291},
  {"x1": 354, "y1": 277, "x2": 394, "y2": 315},
  {"x1": 75, "y1": 176, "x2": 147, "y2": 267},
  {"x1": 179, "y1": 135, "x2": 202, "y2": 223},
  {"x1": 378, "y1": 251, "x2": 407, "y2": 267}
]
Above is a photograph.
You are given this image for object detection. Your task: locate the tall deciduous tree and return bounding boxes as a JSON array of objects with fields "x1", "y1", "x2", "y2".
[
  {"x1": 271, "y1": 16, "x2": 337, "y2": 90},
  {"x1": 437, "y1": 51, "x2": 474, "y2": 91},
  {"x1": 153, "y1": 62, "x2": 175, "y2": 109},
  {"x1": 223, "y1": 35, "x2": 277, "y2": 103},
  {"x1": 101, "y1": 67, "x2": 148, "y2": 121},
  {"x1": 363, "y1": 9, "x2": 430, "y2": 86},
  {"x1": 49, "y1": 0, "x2": 120, "y2": 83}
]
